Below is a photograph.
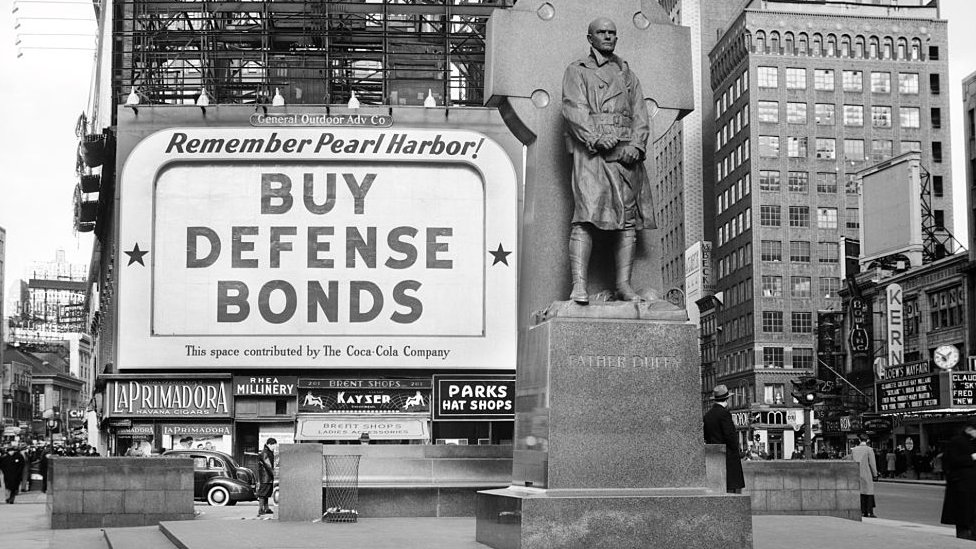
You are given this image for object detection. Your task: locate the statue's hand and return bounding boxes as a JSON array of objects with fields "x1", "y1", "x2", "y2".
[
  {"x1": 619, "y1": 145, "x2": 641, "y2": 165},
  {"x1": 594, "y1": 135, "x2": 619, "y2": 152}
]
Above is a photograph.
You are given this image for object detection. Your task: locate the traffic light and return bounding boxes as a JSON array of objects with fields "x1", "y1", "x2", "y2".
[{"x1": 791, "y1": 376, "x2": 822, "y2": 407}]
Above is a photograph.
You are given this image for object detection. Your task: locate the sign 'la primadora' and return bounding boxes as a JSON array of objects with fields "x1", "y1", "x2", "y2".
[{"x1": 118, "y1": 127, "x2": 518, "y2": 370}]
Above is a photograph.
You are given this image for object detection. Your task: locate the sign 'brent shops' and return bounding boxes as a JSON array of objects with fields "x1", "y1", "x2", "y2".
[
  {"x1": 106, "y1": 380, "x2": 232, "y2": 417},
  {"x1": 117, "y1": 128, "x2": 518, "y2": 370}
]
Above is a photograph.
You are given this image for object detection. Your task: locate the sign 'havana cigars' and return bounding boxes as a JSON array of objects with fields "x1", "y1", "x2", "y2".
[
  {"x1": 107, "y1": 380, "x2": 231, "y2": 417},
  {"x1": 116, "y1": 126, "x2": 518, "y2": 370}
]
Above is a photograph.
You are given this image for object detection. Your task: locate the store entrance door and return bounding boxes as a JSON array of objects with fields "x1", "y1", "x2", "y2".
[
  {"x1": 768, "y1": 430, "x2": 784, "y2": 459},
  {"x1": 236, "y1": 423, "x2": 259, "y2": 473}
]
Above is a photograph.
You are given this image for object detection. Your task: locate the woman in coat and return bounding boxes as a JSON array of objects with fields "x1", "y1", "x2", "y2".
[
  {"x1": 941, "y1": 422, "x2": 976, "y2": 539},
  {"x1": 850, "y1": 435, "x2": 878, "y2": 517}
]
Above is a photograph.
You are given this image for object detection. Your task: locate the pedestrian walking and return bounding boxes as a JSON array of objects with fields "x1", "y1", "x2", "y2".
[
  {"x1": 941, "y1": 422, "x2": 976, "y2": 539},
  {"x1": 0, "y1": 446, "x2": 27, "y2": 503},
  {"x1": 256, "y1": 438, "x2": 278, "y2": 516},
  {"x1": 850, "y1": 435, "x2": 879, "y2": 518},
  {"x1": 703, "y1": 385, "x2": 745, "y2": 494},
  {"x1": 885, "y1": 447, "x2": 896, "y2": 478},
  {"x1": 39, "y1": 447, "x2": 50, "y2": 493}
]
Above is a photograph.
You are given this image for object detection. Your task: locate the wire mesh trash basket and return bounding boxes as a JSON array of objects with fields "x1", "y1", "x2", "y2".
[{"x1": 323, "y1": 455, "x2": 360, "y2": 523}]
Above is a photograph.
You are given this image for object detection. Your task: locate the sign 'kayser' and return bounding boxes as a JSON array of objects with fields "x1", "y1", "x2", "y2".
[{"x1": 118, "y1": 127, "x2": 518, "y2": 370}]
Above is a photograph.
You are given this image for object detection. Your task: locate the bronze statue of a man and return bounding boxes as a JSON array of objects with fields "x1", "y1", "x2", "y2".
[{"x1": 561, "y1": 17, "x2": 654, "y2": 304}]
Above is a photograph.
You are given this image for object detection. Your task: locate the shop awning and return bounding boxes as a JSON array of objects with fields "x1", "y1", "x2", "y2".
[{"x1": 296, "y1": 415, "x2": 429, "y2": 441}]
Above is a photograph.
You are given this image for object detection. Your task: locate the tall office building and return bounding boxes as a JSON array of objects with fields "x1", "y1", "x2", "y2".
[
  {"x1": 13, "y1": 250, "x2": 88, "y2": 338},
  {"x1": 964, "y1": 70, "x2": 976, "y2": 261},
  {"x1": 707, "y1": 0, "x2": 950, "y2": 455},
  {"x1": 654, "y1": 0, "x2": 749, "y2": 302}
]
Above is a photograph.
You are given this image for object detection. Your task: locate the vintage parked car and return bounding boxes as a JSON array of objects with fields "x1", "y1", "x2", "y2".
[{"x1": 162, "y1": 449, "x2": 256, "y2": 506}]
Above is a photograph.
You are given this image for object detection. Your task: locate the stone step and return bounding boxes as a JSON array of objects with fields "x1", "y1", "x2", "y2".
[{"x1": 104, "y1": 526, "x2": 179, "y2": 549}]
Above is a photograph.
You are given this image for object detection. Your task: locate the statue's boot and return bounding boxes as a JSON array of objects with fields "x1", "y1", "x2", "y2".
[
  {"x1": 615, "y1": 228, "x2": 642, "y2": 302},
  {"x1": 569, "y1": 225, "x2": 592, "y2": 304}
]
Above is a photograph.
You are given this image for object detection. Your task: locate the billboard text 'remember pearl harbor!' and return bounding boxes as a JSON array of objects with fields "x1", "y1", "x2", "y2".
[{"x1": 117, "y1": 126, "x2": 518, "y2": 370}]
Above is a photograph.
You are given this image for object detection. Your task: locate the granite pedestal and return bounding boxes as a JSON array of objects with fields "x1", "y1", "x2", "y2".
[{"x1": 476, "y1": 318, "x2": 753, "y2": 548}]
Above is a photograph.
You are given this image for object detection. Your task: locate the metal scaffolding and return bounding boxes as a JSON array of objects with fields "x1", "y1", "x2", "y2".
[{"x1": 113, "y1": 0, "x2": 512, "y2": 110}]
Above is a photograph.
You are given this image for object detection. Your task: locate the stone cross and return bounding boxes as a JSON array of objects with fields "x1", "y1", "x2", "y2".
[{"x1": 485, "y1": 0, "x2": 694, "y2": 328}]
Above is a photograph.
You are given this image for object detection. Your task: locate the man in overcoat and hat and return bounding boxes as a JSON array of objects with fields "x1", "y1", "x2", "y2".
[
  {"x1": 561, "y1": 17, "x2": 654, "y2": 304},
  {"x1": 703, "y1": 385, "x2": 745, "y2": 493},
  {"x1": 941, "y1": 422, "x2": 976, "y2": 539}
]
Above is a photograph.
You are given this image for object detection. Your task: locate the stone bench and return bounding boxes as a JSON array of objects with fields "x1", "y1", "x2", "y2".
[
  {"x1": 47, "y1": 456, "x2": 195, "y2": 529},
  {"x1": 280, "y1": 443, "x2": 513, "y2": 520}
]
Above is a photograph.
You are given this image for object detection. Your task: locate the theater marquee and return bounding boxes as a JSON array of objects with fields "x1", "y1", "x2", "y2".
[{"x1": 117, "y1": 127, "x2": 518, "y2": 370}]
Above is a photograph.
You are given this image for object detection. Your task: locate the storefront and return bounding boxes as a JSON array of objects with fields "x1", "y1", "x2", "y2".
[
  {"x1": 101, "y1": 375, "x2": 234, "y2": 456},
  {"x1": 431, "y1": 375, "x2": 515, "y2": 444},
  {"x1": 296, "y1": 378, "x2": 432, "y2": 443},
  {"x1": 232, "y1": 375, "x2": 297, "y2": 467}
]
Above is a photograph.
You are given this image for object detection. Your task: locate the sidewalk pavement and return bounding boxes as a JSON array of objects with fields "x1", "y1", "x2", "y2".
[{"x1": 2, "y1": 492, "x2": 972, "y2": 549}]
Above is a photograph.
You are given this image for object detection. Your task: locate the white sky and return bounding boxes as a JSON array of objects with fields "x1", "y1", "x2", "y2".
[{"x1": 0, "y1": 0, "x2": 974, "y2": 295}]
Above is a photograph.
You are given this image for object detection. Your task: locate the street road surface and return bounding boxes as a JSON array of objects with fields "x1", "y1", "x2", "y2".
[{"x1": 875, "y1": 481, "x2": 945, "y2": 527}]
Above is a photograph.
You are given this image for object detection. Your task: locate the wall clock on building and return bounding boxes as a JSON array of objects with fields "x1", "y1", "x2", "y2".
[{"x1": 933, "y1": 344, "x2": 960, "y2": 370}]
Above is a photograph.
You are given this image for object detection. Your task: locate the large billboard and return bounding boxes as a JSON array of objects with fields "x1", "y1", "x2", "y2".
[
  {"x1": 858, "y1": 152, "x2": 923, "y2": 268},
  {"x1": 117, "y1": 125, "x2": 518, "y2": 370}
]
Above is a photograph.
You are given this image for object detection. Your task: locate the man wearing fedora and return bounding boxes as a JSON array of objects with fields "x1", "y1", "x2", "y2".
[{"x1": 703, "y1": 384, "x2": 745, "y2": 494}]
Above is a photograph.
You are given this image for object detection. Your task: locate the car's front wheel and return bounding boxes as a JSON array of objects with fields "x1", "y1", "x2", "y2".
[{"x1": 206, "y1": 485, "x2": 231, "y2": 506}]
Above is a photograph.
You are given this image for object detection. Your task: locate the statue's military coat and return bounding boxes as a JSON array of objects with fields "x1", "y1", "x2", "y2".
[{"x1": 561, "y1": 51, "x2": 656, "y2": 231}]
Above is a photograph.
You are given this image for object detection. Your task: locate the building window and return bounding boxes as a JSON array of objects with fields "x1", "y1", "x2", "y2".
[
  {"x1": 786, "y1": 68, "x2": 806, "y2": 89},
  {"x1": 759, "y1": 135, "x2": 780, "y2": 157},
  {"x1": 872, "y1": 106, "x2": 892, "y2": 128},
  {"x1": 934, "y1": 209, "x2": 945, "y2": 229},
  {"x1": 758, "y1": 101, "x2": 779, "y2": 123},
  {"x1": 815, "y1": 138, "x2": 836, "y2": 160},
  {"x1": 844, "y1": 139, "x2": 864, "y2": 161},
  {"x1": 930, "y1": 73, "x2": 941, "y2": 95},
  {"x1": 759, "y1": 170, "x2": 781, "y2": 191},
  {"x1": 899, "y1": 73, "x2": 919, "y2": 94},
  {"x1": 788, "y1": 171, "x2": 809, "y2": 193},
  {"x1": 843, "y1": 105, "x2": 863, "y2": 127},
  {"x1": 764, "y1": 383, "x2": 786, "y2": 405},
  {"x1": 871, "y1": 140, "x2": 893, "y2": 161},
  {"x1": 793, "y1": 348, "x2": 814, "y2": 369},
  {"x1": 816, "y1": 245, "x2": 839, "y2": 268},
  {"x1": 791, "y1": 276, "x2": 812, "y2": 298},
  {"x1": 817, "y1": 207, "x2": 838, "y2": 229},
  {"x1": 929, "y1": 287, "x2": 963, "y2": 330},
  {"x1": 762, "y1": 311, "x2": 784, "y2": 333},
  {"x1": 817, "y1": 172, "x2": 837, "y2": 193},
  {"x1": 789, "y1": 206, "x2": 810, "y2": 227},
  {"x1": 814, "y1": 69, "x2": 834, "y2": 91},
  {"x1": 761, "y1": 240, "x2": 783, "y2": 262},
  {"x1": 846, "y1": 207, "x2": 860, "y2": 230},
  {"x1": 820, "y1": 277, "x2": 840, "y2": 299},
  {"x1": 762, "y1": 275, "x2": 783, "y2": 297},
  {"x1": 761, "y1": 205, "x2": 781, "y2": 226},
  {"x1": 845, "y1": 173, "x2": 859, "y2": 194},
  {"x1": 931, "y1": 107, "x2": 942, "y2": 129},
  {"x1": 871, "y1": 72, "x2": 890, "y2": 93},
  {"x1": 933, "y1": 175, "x2": 944, "y2": 198},
  {"x1": 929, "y1": 45, "x2": 940, "y2": 60},
  {"x1": 900, "y1": 107, "x2": 920, "y2": 129},
  {"x1": 790, "y1": 240, "x2": 811, "y2": 262},
  {"x1": 901, "y1": 141, "x2": 921, "y2": 154},
  {"x1": 792, "y1": 311, "x2": 813, "y2": 332},
  {"x1": 815, "y1": 103, "x2": 835, "y2": 125},
  {"x1": 842, "y1": 70, "x2": 862, "y2": 92},
  {"x1": 787, "y1": 137, "x2": 807, "y2": 158},
  {"x1": 758, "y1": 66, "x2": 778, "y2": 88},
  {"x1": 933, "y1": 141, "x2": 943, "y2": 163},
  {"x1": 763, "y1": 347, "x2": 785, "y2": 368},
  {"x1": 787, "y1": 102, "x2": 807, "y2": 124}
]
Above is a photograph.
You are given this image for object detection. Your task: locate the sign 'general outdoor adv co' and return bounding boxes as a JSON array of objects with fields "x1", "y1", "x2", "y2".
[{"x1": 117, "y1": 125, "x2": 518, "y2": 370}]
